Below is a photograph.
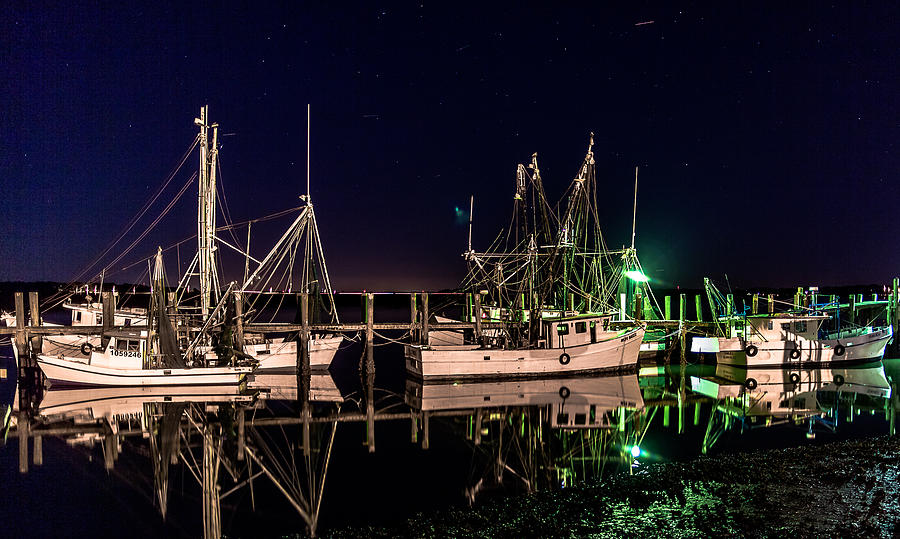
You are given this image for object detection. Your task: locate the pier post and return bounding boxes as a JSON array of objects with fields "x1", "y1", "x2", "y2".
[
  {"x1": 893, "y1": 278, "x2": 900, "y2": 355},
  {"x1": 409, "y1": 293, "x2": 418, "y2": 343},
  {"x1": 18, "y1": 412, "x2": 28, "y2": 474},
  {"x1": 768, "y1": 294, "x2": 774, "y2": 314},
  {"x1": 101, "y1": 291, "x2": 115, "y2": 350},
  {"x1": 33, "y1": 435, "x2": 42, "y2": 467},
  {"x1": 236, "y1": 408, "x2": 245, "y2": 461},
  {"x1": 850, "y1": 295, "x2": 857, "y2": 325},
  {"x1": 664, "y1": 296, "x2": 671, "y2": 321},
  {"x1": 298, "y1": 293, "x2": 310, "y2": 378},
  {"x1": 14, "y1": 293, "x2": 27, "y2": 367},
  {"x1": 474, "y1": 410, "x2": 482, "y2": 445},
  {"x1": 635, "y1": 292, "x2": 643, "y2": 322},
  {"x1": 28, "y1": 291, "x2": 41, "y2": 356},
  {"x1": 234, "y1": 291, "x2": 244, "y2": 351},
  {"x1": 421, "y1": 292, "x2": 429, "y2": 346},
  {"x1": 752, "y1": 293, "x2": 758, "y2": 315},
  {"x1": 365, "y1": 293, "x2": 375, "y2": 370},
  {"x1": 695, "y1": 295, "x2": 702, "y2": 321},
  {"x1": 422, "y1": 412, "x2": 430, "y2": 450},
  {"x1": 726, "y1": 294, "x2": 734, "y2": 336},
  {"x1": 473, "y1": 291, "x2": 482, "y2": 343}
]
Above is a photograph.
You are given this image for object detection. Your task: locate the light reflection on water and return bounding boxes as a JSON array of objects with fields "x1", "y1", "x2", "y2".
[{"x1": 0, "y1": 349, "x2": 896, "y2": 537}]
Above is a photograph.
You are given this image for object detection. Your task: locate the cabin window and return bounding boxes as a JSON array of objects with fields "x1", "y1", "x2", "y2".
[
  {"x1": 557, "y1": 324, "x2": 569, "y2": 335},
  {"x1": 794, "y1": 321, "x2": 807, "y2": 333},
  {"x1": 589, "y1": 405, "x2": 596, "y2": 423},
  {"x1": 116, "y1": 339, "x2": 140, "y2": 352},
  {"x1": 124, "y1": 318, "x2": 131, "y2": 326},
  {"x1": 74, "y1": 311, "x2": 82, "y2": 322},
  {"x1": 781, "y1": 323, "x2": 791, "y2": 332},
  {"x1": 97, "y1": 314, "x2": 103, "y2": 324},
  {"x1": 556, "y1": 413, "x2": 569, "y2": 424},
  {"x1": 575, "y1": 322, "x2": 587, "y2": 334},
  {"x1": 767, "y1": 321, "x2": 773, "y2": 330},
  {"x1": 574, "y1": 413, "x2": 586, "y2": 425}
]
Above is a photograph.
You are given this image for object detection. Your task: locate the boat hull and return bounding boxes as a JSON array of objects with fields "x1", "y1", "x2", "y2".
[
  {"x1": 405, "y1": 327, "x2": 644, "y2": 381},
  {"x1": 37, "y1": 355, "x2": 250, "y2": 387}
]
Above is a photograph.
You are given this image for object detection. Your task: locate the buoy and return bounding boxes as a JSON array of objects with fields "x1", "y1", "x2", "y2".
[
  {"x1": 790, "y1": 348, "x2": 801, "y2": 360},
  {"x1": 81, "y1": 342, "x2": 93, "y2": 355},
  {"x1": 745, "y1": 378, "x2": 758, "y2": 390},
  {"x1": 559, "y1": 386, "x2": 570, "y2": 399},
  {"x1": 834, "y1": 344, "x2": 845, "y2": 357},
  {"x1": 745, "y1": 344, "x2": 758, "y2": 357},
  {"x1": 559, "y1": 353, "x2": 571, "y2": 365},
  {"x1": 789, "y1": 372, "x2": 800, "y2": 384}
]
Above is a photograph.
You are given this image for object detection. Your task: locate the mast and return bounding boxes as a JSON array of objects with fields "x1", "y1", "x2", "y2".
[{"x1": 195, "y1": 105, "x2": 219, "y2": 321}]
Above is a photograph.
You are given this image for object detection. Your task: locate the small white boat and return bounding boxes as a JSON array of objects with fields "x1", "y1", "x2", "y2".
[
  {"x1": 405, "y1": 314, "x2": 644, "y2": 380},
  {"x1": 692, "y1": 314, "x2": 841, "y2": 367},
  {"x1": 37, "y1": 329, "x2": 251, "y2": 387},
  {"x1": 203, "y1": 333, "x2": 342, "y2": 371}
]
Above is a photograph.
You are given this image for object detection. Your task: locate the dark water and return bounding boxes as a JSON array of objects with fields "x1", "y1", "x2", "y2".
[{"x1": 1, "y1": 338, "x2": 898, "y2": 538}]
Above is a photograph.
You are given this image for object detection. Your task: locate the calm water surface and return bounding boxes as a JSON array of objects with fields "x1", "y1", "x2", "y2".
[{"x1": 1, "y1": 340, "x2": 897, "y2": 538}]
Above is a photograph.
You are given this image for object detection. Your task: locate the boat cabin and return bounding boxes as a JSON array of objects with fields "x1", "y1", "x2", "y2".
[
  {"x1": 544, "y1": 315, "x2": 613, "y2": 349},
  {"x1": 87, "y1": 331, "x2": 147, "y2": 370},
  {"x1": 65, "y1": 302, "x2": 147, "y2": 328},
  {"x1": 732, "y1": 314, "x2": 828, "y2": 344}
]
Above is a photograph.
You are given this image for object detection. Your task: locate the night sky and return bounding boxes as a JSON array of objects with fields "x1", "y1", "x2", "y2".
[{"x1": 2, "y1": 3, "x2": 898, "y2": 291}]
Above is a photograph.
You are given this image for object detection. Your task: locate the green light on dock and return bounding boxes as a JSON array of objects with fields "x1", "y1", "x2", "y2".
[
  {"x1": 630, "y1": 445, "x2": 641, "y2": 458},
  {"x1": 625, "y1": 270, "x2": 649, "y2": 283}
]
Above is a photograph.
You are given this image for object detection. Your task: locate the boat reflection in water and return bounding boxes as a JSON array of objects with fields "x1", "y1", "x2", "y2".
[
  {"x1": 678, "y1": 361, "x2": 894, "y2": 453},
  {"x1": 4, "y1": 356, "x2": 898, "y2": 538},
  {"x1": 405, "y1": 372, "x2": 649, "y2": 498},
  {"x1": 9, "y1": 369, "x2": 345, "y2": 538}
]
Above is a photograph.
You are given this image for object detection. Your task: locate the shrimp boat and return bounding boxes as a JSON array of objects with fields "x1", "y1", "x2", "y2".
[
  {"x1": 36, "y1": 248, "x2": 252, "y2": 387},
  {"x1": 26, "y1": 107, "x2": 342, "y2": 384},
  {"x1": 406, "y1": 135, "x2": 645, "y2": 380}
]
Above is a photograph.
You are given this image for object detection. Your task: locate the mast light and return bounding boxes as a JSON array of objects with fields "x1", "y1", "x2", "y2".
[{"x1": 625, "y1": 270, "x2": 650, "y2": 283}]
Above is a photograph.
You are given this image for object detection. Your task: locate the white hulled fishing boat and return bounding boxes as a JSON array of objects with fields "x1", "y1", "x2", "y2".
[{"x1": 406, "y1": 135, "x2": 645, "y2": 380}]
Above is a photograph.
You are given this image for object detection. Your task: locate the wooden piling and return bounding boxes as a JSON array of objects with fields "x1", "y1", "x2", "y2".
[
  {"x1": 850, "y1": 294, "x2": 857, "y2": 325},
  {"x1": 409, "y1": 293, "x2": 418, "y2": 343},
  {"x1": 664, "y1": 296, "x2": 671, "y2": 320},
  {"x1": 33, "y1": 435, "x2": 42, "y2": 467},
  {"x1": 18, "y1": 412, "x2": 28, "y2": 474},
  {"x1": 298, "y1": 293, "x2": 310, "y2": 377},
  {"x1": 635, "y1": 292, "x2": 643, "y2": 322},
  {"x1": 422, "y1": 412, "x2": 430, "y2": 450},
  {"x1": 101, "y1": 291, "x2": 114, "y2": 350},
  {"x1": 893, "y1": 278, "x2": 899, "y2": 354},
  {"x1": 236, "y1": 408, "x2": 245, "y2": 461},
  {"x1": 14, "y1": 293, "x2": 26, "y2": 366},
  {"x1": 365, "y1": 293, "x2": 374, "y2": 370},
  {"x1": 473, "y1": 291, "x2": 482, "y2": 342},
  {"x1": 768, "y1": 294, "x2": 774, "y2": 314},
  {"x1": 28, "y1": 291, "x2": 41, "y2": 355},
  {"x1": 234, "y1": 291, "x2": 244, "y2": 351},
  {"x1": 695, "y1": 295, "x2": 702, "y2": 322},
  {"x1": 752, "y1": 293, "x2": 759, "y2": 315},
  {"x1": 421, "y1": 292, "x2": 429, "y2": 346}
]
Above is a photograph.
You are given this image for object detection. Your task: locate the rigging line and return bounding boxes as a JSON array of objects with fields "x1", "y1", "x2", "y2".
[
  {"x1": 64, "y1": 135, "x2": 201, "y2": 288},
  {"x1": 213, "y1": 153, "x2": 243, "y2": 250},
  {"x1": 100, "y1": 171, "x2": 198, "y2": 277}
]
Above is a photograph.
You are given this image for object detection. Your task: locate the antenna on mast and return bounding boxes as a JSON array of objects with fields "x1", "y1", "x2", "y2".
[
  {"x1": 467, "y1": 195, "x2": 474, "y2": 252},
  {"x1": 631, "y1": 166, "x2": 638, "y2": 250},
  {"x1": 306, "y1": 103, "x2": 311, "y2": 203}
]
